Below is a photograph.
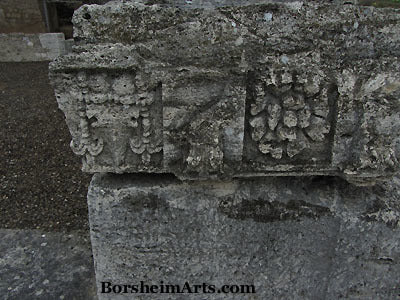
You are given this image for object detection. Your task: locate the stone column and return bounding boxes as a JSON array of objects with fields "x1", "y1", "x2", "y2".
[{"x1": 49, "y1": 1, "x2": 400, "y2": 299}]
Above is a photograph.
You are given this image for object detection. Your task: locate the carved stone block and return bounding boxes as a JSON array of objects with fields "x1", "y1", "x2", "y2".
[
  {"x1": 244, "y1": 61, "x2": 337, "y2": 168},
  {"x1": 49, "y1": 1, "x2": 400, "y2": 185},
  {"x1": 163, "y1": 70, "x2": 245, "y2": 179},
  {"x1": 53, "y1": 68, "x2": 163, "y2": 172},
  {"x1": 88, "y1": 173, "x2": 400, "y2": 300}
]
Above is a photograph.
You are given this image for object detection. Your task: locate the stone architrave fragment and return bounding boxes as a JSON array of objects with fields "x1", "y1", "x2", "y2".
[{"x1": 49, "y1": 1, "x2": 400, "y2": 185}]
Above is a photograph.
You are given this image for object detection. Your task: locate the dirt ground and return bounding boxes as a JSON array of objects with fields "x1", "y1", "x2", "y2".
[{"x1": 0, "y1": 62, "x2": 92, "y2": 231}]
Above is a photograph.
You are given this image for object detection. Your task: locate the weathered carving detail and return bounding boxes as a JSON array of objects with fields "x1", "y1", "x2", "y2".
[
  {"x1": 49, "y1": 1, "x2": 400, "y2": 185},
  {"x1": 56, "y1": 72, "x2": 105, "y2": 167},
  {"x1": 54, "y1": 70, "x2": 163, "y2": 170},
  {"x1": 247, "y1": 68, "x2": 335, "y2": 162},
  {"x1": 129, "y1": 105, "x2": 163, "y2": 165},
  {"x1": 163, "y1": 72, "x2": 245, "y2": 178},
  {"x1": 335, "y1": 71, "x2": 400, "y2": 176},
  {"x1": 70, "y1": 102, "x2": 104, "y2": 158}
]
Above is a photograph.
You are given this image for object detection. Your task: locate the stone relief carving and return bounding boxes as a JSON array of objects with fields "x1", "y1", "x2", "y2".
[
  {"x1": 129, "y1": 104, "x2": 163, "y2": 165},
  {"x1": 246, "y1": 68, "x2": 336, "y2": 164},
  {"x1": 55, "y1": 70, "x2": 163, "y2": 170},
  {"x1": 49, "y1": 1, "x2": 400, "y2": 185},
  {"x1": 162, "y1": 72, "x2": 245, "y2": 178},
  {"x1": 70, "y1": 101, "x2": 104, "y2": 158},
  {"x1": 62, "y1": 72, "x2": 105, "y2": 167}
]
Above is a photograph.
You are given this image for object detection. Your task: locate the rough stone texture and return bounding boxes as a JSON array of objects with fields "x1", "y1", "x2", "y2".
[
  {"x1": 0, "y1": 33, "x2": 69, "y2": 62},
  {"x1": 0, "y1": 229, "x2": 97, "y2": 300},
  {"x1": 46, "y1": 3, "x2": 400, "y2": 299},
  {"x1": 88, "y1": 173, "x2": 400, "y2": 299},
  {"x1": 49, "y1": 1, "x2": 400, "y2": 185}
]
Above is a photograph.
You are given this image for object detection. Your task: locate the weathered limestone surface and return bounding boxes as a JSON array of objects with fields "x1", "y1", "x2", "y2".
[
  {"x1": 49, "y1": 1, "x2": 400, "y2": 185},
  {"x1": 47, "y1": 2, "x2": 400, "y2": 299},
  {"x1": 88, "y1": 173, "x2": 400, "y2": 299}
]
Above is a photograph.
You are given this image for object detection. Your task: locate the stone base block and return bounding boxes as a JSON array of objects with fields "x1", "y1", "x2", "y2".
[{"x1": 88, "y1": 174, "x2": 400, "y2": 300}]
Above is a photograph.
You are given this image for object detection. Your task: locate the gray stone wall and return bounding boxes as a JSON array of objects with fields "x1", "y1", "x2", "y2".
[{"x1": 0, "y1": 33, "x2": 69, "y2": 62}]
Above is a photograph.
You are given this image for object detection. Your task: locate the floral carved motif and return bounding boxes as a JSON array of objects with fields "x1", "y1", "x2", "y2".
[
  {"x1": 55, "y1": 70, "x2": 162, "y2": 168},
  {"x1": 248, "y1": 69, "x2": 334, "y2": 160}
]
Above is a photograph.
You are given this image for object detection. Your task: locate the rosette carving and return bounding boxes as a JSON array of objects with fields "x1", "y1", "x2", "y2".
[{"x1": 249, "y1": 69, "x2": 333, "y2": 159}]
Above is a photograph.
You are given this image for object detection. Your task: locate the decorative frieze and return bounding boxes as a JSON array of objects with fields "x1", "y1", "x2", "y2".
[
  {"x1": 49, "y1": 1, "x2": 400, "y2": 185},
  {"x1": 244, "y1": 64, "x2": 338, "y2": 166},
  {"x1": 52, "y1": 69, "x2": 163, "y2": 172}
]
